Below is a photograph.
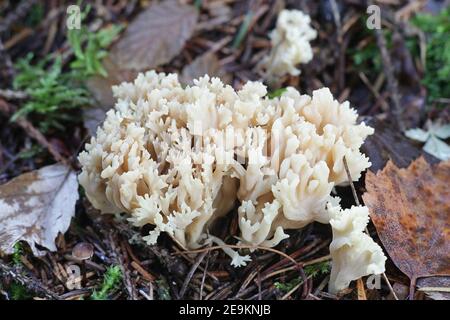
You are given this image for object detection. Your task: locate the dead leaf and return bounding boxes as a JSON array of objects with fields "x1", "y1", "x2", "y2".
[
  {"x1": 84, "y1": 57, "x2": 137, "y2": 136},
  {"x1": 417, "y1": 276, "x2": 450, "y2": 300},
  {"x1": 363, "y1": 157, "x2": 450, "y2": 294},
  {"x1": 0, "y1": 164, "x2": 79, "y2": 256},
  {"x1": 110, "y1": 1, "x2": 198, "y2": 71},
  {"x1": 180, "y1": 52, "x2": 231, "y2": 85}
]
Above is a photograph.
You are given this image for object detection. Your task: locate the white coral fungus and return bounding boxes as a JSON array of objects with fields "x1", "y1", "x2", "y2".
[
  {"x1": 79, "y1": 70, "x2": 381, "y2": 291},
  {"x1": 260, "y1": 9, "x2": 317, "y2": 79},
  {"x1": 327, "y1": 204, "x2": 387, "y2": 294}
]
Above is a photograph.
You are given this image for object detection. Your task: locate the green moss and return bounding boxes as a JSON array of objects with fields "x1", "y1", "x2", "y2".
[
  {"x1": 268, "y1": 88, "x2": 288, "y2": 99},
  {"x1": 68, "y1": 24, "x2": 123, "y2": 77},
  {"x1": 66, "y1": 3, "x2": 122, "y2": 77},
  {"x1": 412, "y1": 8, "x2": 450, "y2": 106},
  {"x1": 274, "y1": 261, "x2": 330, "y2": 293},
  {"x1": 12, "y1": 54, "x2": 90, "y2": 132},
  {"x1": 91, "y1": 265, "x2": 123, "y2": 300},
  {"x1": 156, "y1": 278, "x2": 172, "y2": 300},
  {"x1": 12, "y1": 242, "x2": 23, "y2": 266},
  {"x1": 9, "y1": 282, "x2": 31, "y2": 300}
]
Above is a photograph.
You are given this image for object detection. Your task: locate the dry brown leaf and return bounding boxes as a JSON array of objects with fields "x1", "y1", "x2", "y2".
[
  {"x1": 84, "y1": 57, "x2": 137, "y2": 136},
  {"x1": 0, "y1": 164, "x2": 79, "y2": 256},
  {"x1": 180, "y1": 52, "x2": 231, "y2": 85},
  {"x1": 363, "y1": 157, "x2": 450, "y2": 295},
  {"x1": 110, "y1": 1, "x2": 198, "y2": 71}
]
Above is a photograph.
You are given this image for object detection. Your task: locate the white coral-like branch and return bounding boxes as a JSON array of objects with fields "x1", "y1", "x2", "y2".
[
  {"x1": 327, "y1": 203, "x2": 387, "y2": 294},
  {"x1": 260, "y1": 9, "x2": 317, "y2": 80}
]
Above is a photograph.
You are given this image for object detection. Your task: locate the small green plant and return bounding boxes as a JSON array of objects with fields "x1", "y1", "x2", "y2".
[
  {"x1": 274, "y1": 277, "x2": 302, "y2": 293},
  {"x1": 91, "y1": 265, "x2": 122, "y2": 300},
  {"x1": 351, "y1": 41, "x2": 382, "y2": 73},
  {"x1": 350, "y1": 18, "x2": 386, "y2": 74},
  {"x1": 17, "y1": 145, "x2": 44, "y2": 159},
  {"x1": 12, "y1": 54, "x2": 90, "y2": 131},
  {"x1": 25, "y1": 3, "x2": 44, "y2": 27},
  {"x1": 274, "y1": 261, "x2": 330, "y2": 293},
  {"x1": 67, "y1": 5, "x2": 122, "y2": 77},
  {"x1": 9, "y1": 282, "x2": 31, "y2": 300},
  {"x1": 155, "y1": 278, "x2": 172, "y2": 300},
  {"x1": 304, "y1": 261, "x2": 331, "y2": 278},
  {"x1": 12, "y1": 242, "x2": 23, "y2": 266},
  {"x1": 412, "y1": 8, "x2": 450, "y2": 106},
  {"x1": 268, "y1": 87, "x2": 287, "y2": 99}
]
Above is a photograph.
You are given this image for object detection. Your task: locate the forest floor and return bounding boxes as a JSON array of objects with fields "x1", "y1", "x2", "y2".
[{"x1": 0, "y1": 0, "x2": 449, "y2": 300}]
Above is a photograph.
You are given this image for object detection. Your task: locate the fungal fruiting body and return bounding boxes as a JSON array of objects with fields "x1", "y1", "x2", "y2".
[
  {"x1": 327, "y1": 204, "x2": 387, "y2": 294},
  {"x1": 79, "y1": 70, "x2": 384, "y2": 292},
  {"x1": 260, "y1": 9, "x2": 317, "y2": 80}
]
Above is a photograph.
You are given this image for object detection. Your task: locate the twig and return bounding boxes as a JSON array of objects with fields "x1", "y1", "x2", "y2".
[
  {"x1": 107, "y1": 231, "x2": 137, "y2": 300},
  {"x1": 369, "y1": 1, "x2": 405, "y2": 131},
  {"x1": 0, "y1": 39, "x2": 14, "y2": 84},
  {"x1": 330, "y1": 0, "x2": 345, "y2": 91},
  {"x1": 0, "y1": 89, "x2": 28, "y2": 100},
  {"x1": 179, "y1": 248, "x2": 209, "y2": 298},
  {"x1": 342, "y1": 156, "x2": 360, "y2": 206},
  {"x1": 0, "y1": 0, "x2": 38, "y2": 34},
  {"x1": 257, "y1": 268, "x2": 262, "y2": 300},
  {"x1": 409, "y1": 276, "x2": 417, "y2": 300},
  {"x1": 356, "y1": 278, "x2": 367, "y2": 300},
  {"x1": 382, "y1": 272, "x2": 399, "y2": 300},
  {"x1": 0, "y1": 260, "x2": 61, "y2": 300},
  {"x1": 15, "y1": 117, "x2": 68, "y2": 164},
  {"x1": 262, "y1": 255, "x2": 331, "y2": 281},
  {"x1": 199, "y1": 252, "x2": 209, "y2": 300},
  {"x1": 177, "y1": 244, "x2": 300, "y2": 267},
  {"x1": 358, "y1": 72, "x2": 389, "y2": 111},
  {"x1": 0, "y1": 99, "x2": 68, "y2": 164},
  {"x1": 281, "y1": 281, "x2": 303, "y2": 300},
  {"x1": 113, "y1": 220, "x2": 189, "y2": 279},
  {"x1": 418, "y1": 287, "x2": 450, "y2": 293}
]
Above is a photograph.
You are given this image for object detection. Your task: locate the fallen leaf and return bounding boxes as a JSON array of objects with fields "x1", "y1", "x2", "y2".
[
  {"x1": 417, "y1": 276, "x2": 450, "y2": 300},
  {"x1": 84, "y1": 57, "x2": 137, "y2": 136},
  {"x1": 362, "y1": 117, "x2": 439, "y2": 171},
  {"x1": 110, "y1": 1, "x2": 198, "y2": 71},
  {"x1": 180, "y1": 52, "x2": 231, "y2": 85},
  {"x1": 363, "y1": 157, "x2": 450, "y2": 295},
  {"x1": 0, "y1": 164, "x2": 79, "y2": 256}
]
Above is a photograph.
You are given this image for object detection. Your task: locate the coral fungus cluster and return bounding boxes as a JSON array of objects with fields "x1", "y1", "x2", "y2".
[
  {"x1": 260, "y1": 9, "x2": 317, "y2": 80},
  {"x1": 79, "y1": 71, "x2": 385, "y2": 292}
]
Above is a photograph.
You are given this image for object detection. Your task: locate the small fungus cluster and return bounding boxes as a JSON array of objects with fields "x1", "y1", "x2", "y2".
[{"x1": 260, "y1": 9, "x2": 317, "y2": 81}]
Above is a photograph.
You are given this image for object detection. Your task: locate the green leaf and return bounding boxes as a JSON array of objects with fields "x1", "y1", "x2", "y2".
[{"x1": 268, "y1": 88, "x2": 287, "y2": 99}]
